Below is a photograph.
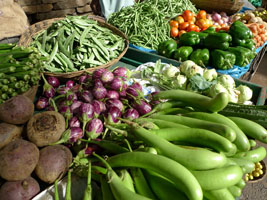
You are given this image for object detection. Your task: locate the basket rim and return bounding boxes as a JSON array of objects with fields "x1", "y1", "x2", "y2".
[{"x1": 18, "y1": 15, "x2": 129, "y2": 78}]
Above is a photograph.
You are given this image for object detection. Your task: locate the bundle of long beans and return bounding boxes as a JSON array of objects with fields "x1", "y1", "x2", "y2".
[
  {"x1": 0, "y1": 44, "x2": 44, "y2": 103},
  {"x1": 108, "y1": 0, "x2": 197, "y2": 50}
]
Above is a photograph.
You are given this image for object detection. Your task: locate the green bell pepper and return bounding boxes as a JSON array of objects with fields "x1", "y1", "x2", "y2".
[
  {"x1": 173, "y1": 46, "x2": 193, "y2": 62},
  {"x1": 179, "y1": 31, "x2": 200, "y2": 46},
  {"x1": 202, "y1": 26, "x2": 216, "y2": 33},
  {"x1": 238, "y1": 46, "x2": 257, "y2": 59},
  {"x1": 211, "y1": 49, "x2": 236, "y2": 70},
  {"x1": 158, "y1": 39, "x2": 177, "y2": 58},
  {"x1": 189, "y1": 48, "x2": 210, "y2": 67},
  {"x1": 228, "y1": 47, "x2": 251, "y2": 67},
  {"x1": 229, "y1": 20, "x2": 253, "y2": 40},
  {"x1": 203, "y1": 32, "x2": 232, "y2": 50},
  {"x1": 232, "y1": 38, "x2": 256, "y2": 51}
]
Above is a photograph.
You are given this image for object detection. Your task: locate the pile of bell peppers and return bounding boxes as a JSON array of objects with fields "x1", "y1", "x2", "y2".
[{"x1": 158, "y1": 20, "x2": 257, "y2": 70}]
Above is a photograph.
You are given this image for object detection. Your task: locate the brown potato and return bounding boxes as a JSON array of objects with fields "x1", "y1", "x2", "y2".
[
  {"x1": 0, "y1": 177, "x2": 40, "y2": 200},
  {"x1": 27, "y1": 111, "x2": 66, "y2": 147},
  {"x1": 0, "y1": 95, "x2": 34, "y2": 125},
  {"x1": 0, "y1": 123, "x2": 23, "y2": 149},
  {"x1": 0, "y1": 139, "x2": 39, "y2": 181},
  {"x1": 35, "y1": 145, "x2": 72, "y2": 184}
]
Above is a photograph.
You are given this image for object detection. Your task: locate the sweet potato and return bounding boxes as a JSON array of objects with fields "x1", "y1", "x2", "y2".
[
  {"x1": 0, "y1": 177, "x2": 40, "y2": 200},
  {"x1": 0, "y1": 123, "x2": 23, "y2": 149},
  {"x1": 35, "y1": 145, "x2": 72, "y2": 184},
  {"x1": 27, "y1": 111, "x2": 66, "y2": 147},
  {"x1": 0, "y1": 139, "x2": 39, "y2": 181},
  {"x1": 0, "y1": 95, "x2": 34, "y2": 125}
]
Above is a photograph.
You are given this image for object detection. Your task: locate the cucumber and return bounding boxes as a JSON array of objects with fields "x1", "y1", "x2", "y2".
[
  {"x1": 204, "y1": 189, "x2": 235, "y2": 200},
  {"x1": 228, "y1": 185, "x2": 242, "y2": 197},
  {"x1": 151, "y1": 114, "x2": 236, "y2": 142},
  {"x1": 249, "y1": 139, "x2": 257, "y2": 148},
  {"x1": 233, "y1": 146, "x2": 267, "y2": 163},
  {"x1": 228, "y1": 117, "x2": 267, "y2": 144},
  {"x1": 184, "y1": 112, "x2": 250, "y2": 151},
  {"x1": 191, "y1": 165, "x2": 243, "y2": 190},
  {"x1": 150, "y1": 128, "x2": 237, "y2": 155}
]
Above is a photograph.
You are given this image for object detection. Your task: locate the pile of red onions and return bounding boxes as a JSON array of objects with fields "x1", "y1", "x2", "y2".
[
  {"x1": 206, "y1": 11, "x2": 233, "y2": 27},
  {"x1": 36, "y1": 67, "x2": 152, "y2": 143}
]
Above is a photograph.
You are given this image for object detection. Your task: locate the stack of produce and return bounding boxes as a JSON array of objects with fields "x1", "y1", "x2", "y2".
[
  {"x1": 159, "y1": 20, "x2": 256, "y2": 70},
  {"x1": 232, "y1": 11, "x2": 267, "y2": 47},
  {"x1": 35, "y1": 67, "x2": 153, "y2": 141},
  {"x1": 31, "y1": 15, "x2": 126, "y2": 73},
  {"x1": 169, "y1": 10, "x2": 231, "y2": 38},
  {"x1": 108, "y1": 0, "x2": 197, "y2": 50},
  {"x1": 0, "y1": 44, "x2": 44, "y2": 103},
  {"x1": 135, "y1": 60, "x2": 254, "y2": 104},
  {"x1": 61, "y1": 88, "x2": 266, "y2": 200}
]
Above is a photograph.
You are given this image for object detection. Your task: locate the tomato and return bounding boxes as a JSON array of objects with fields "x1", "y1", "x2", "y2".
[
  {"x1": 197, "y1": 10, "x2": 207, "y2": 20},
  {"x1": 192, "y1": 16, "x2": 196, "y2": 23},
  {"x1": 196, "y1": 19, "x2": 209, "y2": 29},
  {"x1": 170, "y1": 27, "x2": 179, "y2": 37},
  {"x1": 187, "y1": 24, "x2": 197, "y2": 32},
  {"x1": 169, "y1": 20, "x2": 179, "y2": 28},
  {"x1": 178, "y1": 30, "x2": 187, "y2": 37},
  {"x1": 175, "y1": 15, "x2": 184, "y2": 24},
  {"x1": 183, "y1": 10, "x2": 194, "y2": 22},
  {"x1": 179, "y1": 22, "x2": 190, "y2": 30},
  {"x1": 195, "y1": 26, "x2": 201, "y2": 32},
  {"x1": 188, "y1": 20, "x2": 195, "y2": 25}
]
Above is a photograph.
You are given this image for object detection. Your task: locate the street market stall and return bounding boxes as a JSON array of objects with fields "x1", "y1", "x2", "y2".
[{"x1": 0, "y1": 0, "x2": 267, "y2": 200}]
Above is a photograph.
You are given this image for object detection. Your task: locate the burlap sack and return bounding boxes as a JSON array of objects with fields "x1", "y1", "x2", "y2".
[{"x1": 0, "y1": 0, "x2": 29, "y2": 40}]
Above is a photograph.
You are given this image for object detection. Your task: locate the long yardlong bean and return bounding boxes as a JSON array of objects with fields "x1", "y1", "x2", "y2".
[{"x1": 31, "y1": 15, "x2": 126, "y2": 73}]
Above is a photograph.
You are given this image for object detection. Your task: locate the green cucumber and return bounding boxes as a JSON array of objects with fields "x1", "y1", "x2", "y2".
[
  {"x1": 135, "y1": 118, "x2": 189, "y2": 129},
  {"x1": 235, "y1": 179, "x2": 246, "y2": 189},
  {"x1": 228, "y1": 117, "x2": 267, "y2": 144},
  {"x1": 191, "y1": 165, "x2": 243, "y2": 190}
]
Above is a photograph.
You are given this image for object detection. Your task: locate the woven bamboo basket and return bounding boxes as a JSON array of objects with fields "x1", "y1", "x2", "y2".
[
  {"x1": 18, "y1": 15, "x2": 129, "y2": 79},
  {"x1": 191, "y1": 0, "x2": 244, "y2": 15},
  {"x1": 248, "y1": 160, "x2": 266, "y2": 183}
]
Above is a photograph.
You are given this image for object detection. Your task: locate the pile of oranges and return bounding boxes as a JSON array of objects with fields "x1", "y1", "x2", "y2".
[{"x1": 170, "y1": 10, "x2": 213, "y2": 38}]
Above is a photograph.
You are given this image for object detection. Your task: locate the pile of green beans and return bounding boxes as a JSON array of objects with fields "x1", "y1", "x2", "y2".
[
  {"x1": 31, "y1": 15, "x2": 126, "y2": 73},
  {"x1": 0, "y1": 43, "x2": 44, "y2": 104},
  {"x1": 108, "y1": 0, "x2": 197, "y2": 50}
]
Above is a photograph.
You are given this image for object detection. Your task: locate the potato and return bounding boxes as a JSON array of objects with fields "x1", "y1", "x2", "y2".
[
  {"x1": 0, "y1": 176, "x2": 40, "y2": 200},
  {"x1": 0, "y1": 95, "x2": 34, "y2": 125},
  {"x1": 35, "y1": 145, "x2": 72, "y2": 184},
  {"x1": 0, "y1": 139, "x2": 39, "y2": 181},
  {"x1": 0, "y1": 123, "x2": 23, "y2": 149},
  {"x1": 27, "y1": 111, "x2": 66, "y2": 147}
]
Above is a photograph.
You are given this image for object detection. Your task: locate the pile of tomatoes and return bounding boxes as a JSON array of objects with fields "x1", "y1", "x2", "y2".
[{"x1": 170, "y1": 10, "x2": 213, "y2": 38}]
